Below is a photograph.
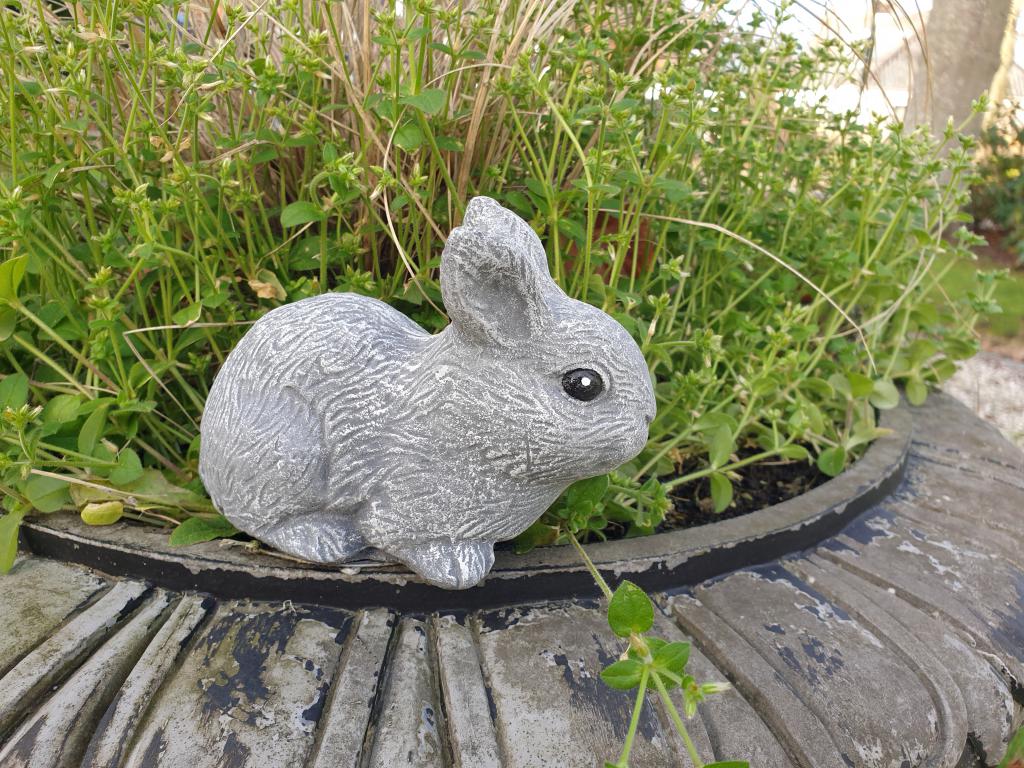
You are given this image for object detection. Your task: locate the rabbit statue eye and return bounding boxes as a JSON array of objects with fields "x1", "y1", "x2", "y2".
[{"x1": 562, "y1": 369, "x2": 604, "y2": 401}]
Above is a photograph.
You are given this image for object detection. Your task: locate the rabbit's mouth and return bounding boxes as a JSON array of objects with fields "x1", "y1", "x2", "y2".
[{"x1": 587, "y1": 424, "x2": 650, "y2": 474}]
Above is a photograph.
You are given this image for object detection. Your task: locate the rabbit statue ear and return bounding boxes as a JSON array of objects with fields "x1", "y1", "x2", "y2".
[{"x1": 440, "y1": 197, "x2": 556, "y2": 347}]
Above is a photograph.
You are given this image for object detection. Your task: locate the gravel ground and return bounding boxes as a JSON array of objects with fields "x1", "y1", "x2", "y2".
[{"x1": 943, "y1": 351, "x2": 1024, "y2": 449}]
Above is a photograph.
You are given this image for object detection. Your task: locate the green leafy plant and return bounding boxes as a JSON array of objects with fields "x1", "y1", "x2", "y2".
[
  {"x1": 514, "y1": 472, "x2": 671, "y2": 551},
  {"x1": 0, "y1": 0, "x2": 989, "y2": 558},
  {"x1": 570, "y1": 536, "x2": 744, "y2": 768}
]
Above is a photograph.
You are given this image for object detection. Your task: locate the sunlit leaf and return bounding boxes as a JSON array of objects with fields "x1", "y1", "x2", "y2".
[
  {"x1": 708, "y1": 424, "x2": 733, "y2": 469},
  {"x1": 709, "y1": 473, "x2": 733, "y2": 513},
  {"x1": 0, "y1": 256, "x2": 27, "y2": 302},
  {"x1": 817, "y1": 446, "x2": 847, "y2": 477},
  {"x1": 109, "y1": 448, "x2": 144, "y2": 486},
  {"x1": 24, "y1": 475, "x2": 71, "y2": 513},
  {"x1": 280, "y1": 201, "x2": 324, "y2": 227},
  {"x1": 80, "y1": 500, "x2": 124, "y2": 525},
  {"x1": 0, "y1": 511, "x2": 24, "y2": 573},
  {"x1": 599, "y1": 659, "x2": 644, "y2": 690},
  {"x1": 607, "y1": 580, "x2": 654, "y2": 637},
  {"x1": 398, "y1": 88, "x2": 446, "y2": 115},
  {"x1": 870, "y1": 379, "x2": 900, "y2": 410},
  {"x1": 169, "y1": 514, "x2": 238, "y2": 546}
]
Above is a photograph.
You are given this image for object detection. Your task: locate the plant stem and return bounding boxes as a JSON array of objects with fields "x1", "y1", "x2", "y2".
[
  {"x1": 652, "y1": 673, "x2": 703, "y2": 768},
  {"x1": 569, "y1": 532, "x2": 613, "y2": 601},
  {"x1": 618, "y1": 666, "x2": 650, "y2": 767}
]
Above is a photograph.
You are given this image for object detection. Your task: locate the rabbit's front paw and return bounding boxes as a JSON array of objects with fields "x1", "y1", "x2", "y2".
[{"x1": 392, "y1": 540, "x2": 495, "y2": 589}]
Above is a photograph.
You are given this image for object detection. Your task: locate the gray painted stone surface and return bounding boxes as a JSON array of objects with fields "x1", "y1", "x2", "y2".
[
  {"x1": 0, "y1": 592, "x2": 172, "y2": 768},
  {"x1": 476, "y1": 601, "x2": 706, "y2": 766},
  {"x1": 308, "y1": 609, "x2": 393, "y2": 768},
  {"x1": 0, "y1": 580, "x2": 147, "y2": 740},
  {"x1": 689, "y1": 566, "x2": 944, "y2": 766},
  {"x1": 119, "y1": 600, "x2": 350, "y2": 768},
  {"x1": 682, "y1": 644, "x2": 794, "y2": 767},
  {"x1": 81, "y1": 595, "x2": 210, "y2": 768},
  {"x1": 670, "y1": 592, "x2": 852, "y2": 768},
  {"x1": 0, "y1": 557, "x2": 105, "y2": 676},
  {"x1": 432, "y1": 615, "x2": 503, "y2": 767},
  {"x1": 199, "y1": 196, "x2": 655, "y2": 589},
  {"x1": 1, "y1": 394, "x2": 1022, "y2": 766},
  {"x1": 367, "y1": 618, "x2": 446, "y2": 768}
]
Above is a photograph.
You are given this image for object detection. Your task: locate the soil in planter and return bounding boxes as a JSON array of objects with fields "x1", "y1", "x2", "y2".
[{"x1": 659, "y1": 447, "x2": 830, "y2": 531}]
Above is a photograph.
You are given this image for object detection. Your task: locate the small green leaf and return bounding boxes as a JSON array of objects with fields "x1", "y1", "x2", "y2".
[
  {"x1": 280, "y1": 201, "x2": 324, "y2": 228},
  {"x1": 512, "y1": 521, "x2": 560, "y2": 553},
  {"x1": 778, "y1": 444, "x2": 809, "y2": 461},
  {"x1": 709, "y1": 473, "x2": 733, "y2": 513},
  {"x1": 869, "y1": 378, "x2": 900, "y2": 410},
  {"x1": 43, "y1": 162, "x2": 65, "y2": 189},
  {"x1": 652, "y1": 641, "x2": 691, "y2": 674},
  {"x1": 816, "y1": 446, "x2": 847, "y2": 477},
  {"x1": 607, "y1": 580, "x2": 654, "y2": 637},
  {"x1": 40, "y1": 394, "x2": 80, "y2": 424},
  {"x1": 201, "y1": 290, "x2": 229, "y2": 309},
  {"x1": 80, "y1": 500, "x2": 124, "y2": 526},
  {"x1": 0, "y1": 373, "x2": 29, "y2": 409},
  {"x1": 566, "y1": 474, "x2": 610, "y2": 508},
  {"x1": 171, "y1": 302, "x2": 202, "y2": 326},
  {"x1": 905, "y1": 376, "x2": 928, "y2": 406},
  {"x1": 109, "y1": 448, "x2": 144, "y2": 485},
  {"x1": 70, "y1": 468, "x2": 211, "y2": 512},
  {"x1": 169, "y1": 514, "x2": 239, "y2": 546},
  {"x1": 0, "y1": 256, "x2": 27, "y2": 302},
  {"x1": 705, "y1": 762, "x2": 750, "y2": 768},
  {"x1": 800, "y1": 377, "x2": 834, "y2": 399},
  {"x1": 78, "y1": 405, "x2": 108, "y2": 455},
  {"x1": 708, "y1": 424, "x2": 733, "y2": 469},
  {"x1": 434, "y1": 135, "x2": 463, "y2": 152},
  {"x1": 0, "y1": 305, "x2": 16, "y2": 341},
  {"x1": 398, "y1": 88, "x2": 447, "y2": 115},
  {"x1": 846, "y1": 372, "x2": 874, "y2": 398},
  {"x1": 644, "y1": 638, "x2": 667, "y2": 655},
  {"x1": 0, "y1": 510, "x2": 24, "y2": 573},
  {"x1": 599, "y1": 659, "x2": 644, "y2": 690},
  {"x1": 24, "y1": 475, "x2": 71, "y2": 513},
  {"x1": 393, "y1": 123, "x2": 424, "y2": 151},
  {"x1": 846, "y1": 419, "x2": 890, "y2": 450},
  {"x1": 827, "y1": 372, "x2": 852, "y2": 399}
]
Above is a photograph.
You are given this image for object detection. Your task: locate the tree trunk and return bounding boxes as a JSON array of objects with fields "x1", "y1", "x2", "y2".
[
  {"x1": 988, "y1": 0, "x2": 1024, "y2": 109},
  {"x1": 905, "y1": 0, "x2": 1016, "y2": 136}
]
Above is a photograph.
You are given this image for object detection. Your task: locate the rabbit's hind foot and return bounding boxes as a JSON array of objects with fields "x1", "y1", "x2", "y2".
[
  {"x1": 390, "y1": 540, "x2": 495, "y2": 589},
  {"x1": 259, "y1": 510, "x2": 368, "y2": 564}
]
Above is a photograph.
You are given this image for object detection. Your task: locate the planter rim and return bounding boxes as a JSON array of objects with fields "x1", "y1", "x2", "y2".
[{"x1": 22, "y1": 404, "x2": 912, "y2": 612}]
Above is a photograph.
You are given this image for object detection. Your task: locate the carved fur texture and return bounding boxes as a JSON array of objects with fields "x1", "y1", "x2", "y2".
[{"x1": 199, "y1": 197, "x2": 655, "y2": 588}]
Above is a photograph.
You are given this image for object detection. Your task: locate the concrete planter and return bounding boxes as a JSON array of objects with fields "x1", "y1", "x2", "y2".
[{"x1": 2, "y1": 394, "x2": 1022, "y2": 768}]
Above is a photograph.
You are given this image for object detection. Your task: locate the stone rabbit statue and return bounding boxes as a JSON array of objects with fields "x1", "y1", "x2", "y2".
[{"x1": 199, "y1": 196, "x2": 656, "y2": 588}]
